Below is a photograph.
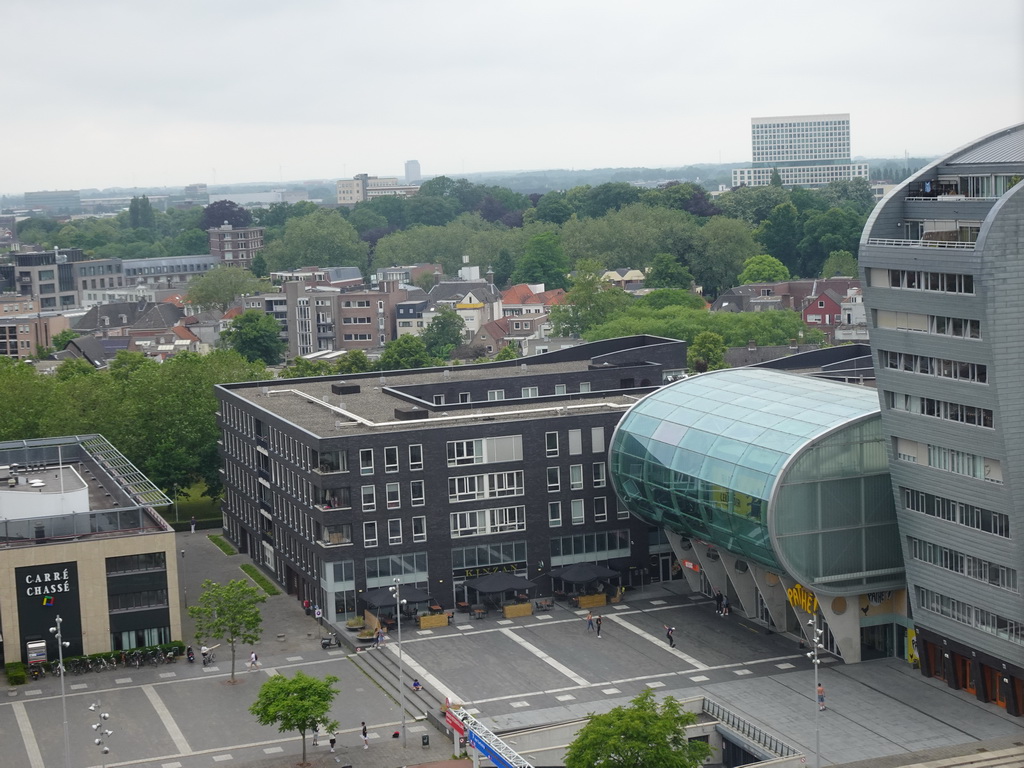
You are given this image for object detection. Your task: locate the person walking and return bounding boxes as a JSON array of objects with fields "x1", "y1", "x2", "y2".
[
  {"x1": 585, "y1": 611, "x2": 594, "y2": 632},
  {"x1": 817, "y1": 683, "x2": 826, "y2": 711},
  {"x1": 722, "y1": 595, "x2": 730, "y2": 617},
  {"x1": 312, "y1": 722, "x2": 319, "y2": 746},
  {"x1": 714, "y1": 589, "x2": 723, "y2": 615},
  {"x1": 361, "y1": 721, "x2": 369, "y2": 749},
  {"x1": 190, "y1": 515, "x2": 196, "y2": 534},
  {"x1": 248, "y1": 650, "x2": 259, "y2": 671},
  {"x1": 595, "y1": 615, "x2": 603, "y2": 638},
  {"x1": 664, "y1": 625, "x2": 675, "y2": 648},
  {"x1": 329, "y1": 732, "x2": 337, "y2": 752}
]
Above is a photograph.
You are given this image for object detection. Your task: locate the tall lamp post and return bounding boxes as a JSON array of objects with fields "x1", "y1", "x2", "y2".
[
  {"x1": 89, "y1": 702, "x2": 112, "y2": 768},
  {"x1": 49, "y1": 615, "x2": 71, "y2": 768},
  {"x1": 389, "y1": 578, "x2": 408, "y2": 748},
  {"x1": 806, "y1": 615, "x2": 825, "y2": 768}
]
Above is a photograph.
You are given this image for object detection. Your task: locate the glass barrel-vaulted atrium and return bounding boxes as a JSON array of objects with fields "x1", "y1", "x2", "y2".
[{"x1": 610, "y1": 368, "x2": 905, "y2": 660}]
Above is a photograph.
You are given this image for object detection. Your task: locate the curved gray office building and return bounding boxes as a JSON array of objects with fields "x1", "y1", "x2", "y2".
[
  {"x1": 859, "y1": 123, "x2": 1024, "y2": 715},
  {"x1": 610, "y1": 367, "x2": 907, "y2": 665}
]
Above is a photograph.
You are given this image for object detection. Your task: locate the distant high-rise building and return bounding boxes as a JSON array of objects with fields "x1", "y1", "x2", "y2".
[
  {"x1": 336, "y1": 174, "x2": 419, "y2": 207},
  {"x1": 405, "y1": 160, "x2": 421, "y2": 184},
  {"x1": 732, "y1": 113, "x2": 869, "y2": 188},
  {"x1": 207, "y1": 223, "x2": 265, "y2": 269}
]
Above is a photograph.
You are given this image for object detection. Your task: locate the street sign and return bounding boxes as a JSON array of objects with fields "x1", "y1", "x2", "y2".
[
  {"x1": 445, "y1": 707, "x2": 467, "y2": 736},
  {"x1": 314, "y1": 608, "x2": 323, "y2": 618}
]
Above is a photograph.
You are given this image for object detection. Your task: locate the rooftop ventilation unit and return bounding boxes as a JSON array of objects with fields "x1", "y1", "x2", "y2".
[
  {"x1": 331, "y1": 383, "x2": 360, "y2": 395},
  {"x1": 394, "y1": 407, "x2": 428, "y2": 421}
]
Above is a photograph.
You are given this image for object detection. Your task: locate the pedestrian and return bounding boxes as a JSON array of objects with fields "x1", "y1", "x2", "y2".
[
  {"x1": 817, "y1": 682, "x2": 826, "y2": 711},
  {"x1": 312, "y1": 722, "x2": 319, "y2": 746},
  {"x1": 374, "y1": 627, "x2": 386, "y2": 648},
  {"x1": 190, "y1": 515, "x2": 196, "y2": 534},
  {"x1": 714, "y1": 589, "x2": 723, "y2": 615},
  {"x1": 585, "y1": 611, "x2": 594, "y2": 632},
  {"x1": 329, "y1": 732, "x2": 336, "y2": 752},
  {"x1": 664, "y1": 625, "x2": 675, "y2": 648},
  {"x1": 248, "y1": 650, "x2": 259, "y2": 671},
  {"x1": 722, "y1": 595, "x2": 730, "y2": 617},
  {"x1": 595, "y1": 615, "x2": 603, "y2": 638},
  {"x1": 361, "y1": 721, "x2": 369, "y2": 749}
]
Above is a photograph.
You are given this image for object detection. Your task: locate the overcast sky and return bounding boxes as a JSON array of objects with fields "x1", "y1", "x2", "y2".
[{"x1": 6, "y1": 0, "x2": 1023, "y2": 194}]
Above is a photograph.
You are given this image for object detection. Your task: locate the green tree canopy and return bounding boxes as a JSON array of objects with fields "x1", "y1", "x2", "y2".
[
  {"x1": 261, "y1": 209, "x2": 368, "y2": 274},
  {"x1": 636, "y1": 289, "x2": 706, "y2": 311},
  {"x1": 200, "y1": 200, "x2": 253, "y2": 230},
  {"x1": 550, "y1": 258, "x2": 633, "y2": 337},
  {"x1": 511, "y1": 231, "x2": 570, "y2": 290},
  {"x1": 128, "y1": 196, "x2": 156, "y2": 230},
  {"x1": 188, "y1": 578, "x2": 266, "y2": 683},
  {"x1": 376, "y1": 335, "x2": 439, "y2": 371},
  {"x1": 688, "y1": 331, "x2": 727, "y2": 372},
  {"x1": 421, "y1": 306, "x2": 466, "y2": 360},
  {"x1": 645, "y1": 253, "x2": 694, "y2": 290},
  {"x1": 249, "y1": 672, "x2": 340, "y2": 767},
  {"x1": 51, "y1": 329, "x2": 80, "y2": 351},
  {"x1": 756, "y1": 202, "x2": 803, "y2": 273},
  {"x1": 692, "y1": 216, "x2": 759, "y2": 297},
  {"x1": 797, "y1": 207, "x2": 865, "y2": 277},
  {"x1": 494, "y1": 342, "x2": 519, "y2": 360},
  {"x1": 186, "y1": 267, "x2": 266, "y2": 312},
  {"x1": 221, "y1": 310, "x2": 286, "y2": 365},
  {"x1": 738, "y1": 254, "x2": 791, "y2": 285},
  {"x1": 820, "y1": 249, "x2": 859, "y2": 278},
  {"x1": 564, "y1": 689, "x2": 712, "y2": 768}
]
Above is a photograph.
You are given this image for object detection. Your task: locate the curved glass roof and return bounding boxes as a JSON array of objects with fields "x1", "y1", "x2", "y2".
[{"x1": 617, "y1": 368, "x2": 882, "y2": 501}]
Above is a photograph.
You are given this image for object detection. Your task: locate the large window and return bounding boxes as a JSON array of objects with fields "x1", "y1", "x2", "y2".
[
  {"x1": 361, "y1": 485, "x2": 376, "y2": 512},
  {"x1": 902, "y1": 488, "x2": 1010, "y2": 537},
  {"x1": 386, "y1": 482, "x2": 401, "y2": 509},
  {"x1": 106, "y1": 552, "x2": 166, "y2": 574},
  {"x1": 450, "y1": 505, "x2": 527, "y2": 538},
  {"x1": 571, "y1": 499, "x2": 585, "y2": 525},
  {"x1": 547, "y1": 467, "x2": 560, "y2": 492},
  {"x1": 384, "y1": 446, "x2": 399, "y2": 473},
  {"x1": 365, "y1": 551, "x2": 428, "y2": 589},
  {"x1": 363, "y1": 521, "x2": 378, "y2": 547},
  {"x1": 412, "y1": 516, "x2": 427, "y2": 543},
  {"x1": 388, "y1": 518, "x2": 403, "y2": 545},
  {"x1": 886, "y1": 391, "x2": 993, "y2": 429},
  {"x1": 569, "y1": 464, "x2": 584, "y2": 490},
  {"x1": 410, "y1": 480, "x2": 425, "y2": 507},
  {"x1": 594, "y1": 496, "x2": 608, "y2": 522},
  {"x1": 879, "y1": 350, "x2": 987, "y2": 384},
  {"x1": 447, "y1": 436, "x2": 523, "y2": 466},
  {"x1": 568, "y1": 429, "x2": 582, "y2": 455},
  {"x1": 359, "y1": 448, "x2": 374, "y2": 475},
  {"x1": 545, "y1": 432, "x2": 559, "y2": 457},
  {"x1": 550, "y1": 529, "x2": 630, "y2": 565},
  {"x1": 448, "y1": 471, "x2": 524, "y2": 502},
  {"x1": 452, "y1": 540, "x2": 526, "y2": 571},
  {"x1": 593, "y1": 462, "x2": 607, "y2": 487},
  {"x1": 409, "y1": 444, "x2": 423, "y2": 471},
  {"x1": 548, "y1": 501, "x2": 562, "y2": 528}
]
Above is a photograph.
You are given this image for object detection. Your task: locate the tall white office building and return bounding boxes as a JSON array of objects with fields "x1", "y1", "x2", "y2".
[
  {"x1": 732, "y1": 113, "x2": 869, "y2": 188},
  {"x1": 405, "y1": 160, "x2": 421, "y2": 184}
]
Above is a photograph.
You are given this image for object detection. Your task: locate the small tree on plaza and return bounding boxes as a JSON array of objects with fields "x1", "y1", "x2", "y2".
[
  {"x1": 188, "y1": 578, "x2": 266, "y2": 683},
  {"x1": 564, "y1": 688, "x2": 712, "y2": 768},
  {"x1": 250, "y1": 671, "x2": 340, "y2": 767}
]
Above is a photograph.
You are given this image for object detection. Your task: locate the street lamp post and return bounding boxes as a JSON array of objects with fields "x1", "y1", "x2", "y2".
[
  {"x1": 389, "y1": 578, "x2": 408, "y2": 748},
  {"x1": 181, "y1": 548, "x2": 188, "y2": 609},
  {"x1": 49, "y1": 615, "x2": 71, "y2": 768},
  {"x1": 806, "y1": 615, "x2": 825, "y2": 768}
]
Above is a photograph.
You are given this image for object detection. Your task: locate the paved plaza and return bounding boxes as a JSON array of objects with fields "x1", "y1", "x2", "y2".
[{"x1": 3, "y1": 531, "x2": 1022, "y2": 767}]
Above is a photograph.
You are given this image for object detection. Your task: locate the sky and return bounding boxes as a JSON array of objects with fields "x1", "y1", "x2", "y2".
[{"x1": 5, "y1": 0, "x2": 1023, "y2": 194}]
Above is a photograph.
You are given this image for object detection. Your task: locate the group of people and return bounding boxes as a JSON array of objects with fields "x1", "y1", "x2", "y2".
[
  {"x1": 584, "y1": 611, "x2": 604, "y2": 637},
  {"x1": 310, "y1": 723, "x2": 340, "y2": 752}
]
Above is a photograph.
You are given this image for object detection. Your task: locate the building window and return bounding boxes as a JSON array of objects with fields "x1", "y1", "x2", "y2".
[
  {"x1": 412, "y1": 516, "x2": 427, "y2": 543},
  {"x1": 448, "y1": 439, "x2": 483, "y2": 466},
  {"x1": 386, "y1": 482, "x2": 401, "y2": 509},
  {"x1": 547, "y1": 467, "x2": 560, "y2": 492},
  {"x1": 521, "y1": 386, "x2": 539, "y2": 398},
  {"x1": 487, "y1": 389, "x2": 505, "y2": 401},
  {"x1": 448, "y1": 471, "x2": 525, "y2": 502},
  {"x1": 459, "y1": 392, "x2": 471, "y2": 403},
  {"x1": 545, "y1": 432, "x2": 559, "y2": 457},
  {"x1": 410, "y1": 480, "x2": 425, "y2": 507},
  {"x1": 433, "y1": 394, "x2": 445, "y2": 406},
  {"x1": 591, "y1": 427, "x2": 606, "y2": 453},
  {"x1": 359, "y1": 448, "x2": 374, "y2": 475},
  {"x1": 594, "y1": 497, "x2": 608, "y2": 522},
  {"x1": 569, "y1": 464, "x2": 583, "y2": 490},
  {"x1": 363, "y1": 521, "x2": 378, "y2": 547},
  {"x1": 593, "y1": 462, "x2": 607, "y2": 487},
  {"x1": 409, "y1": 444, "x2": 423, "y2": 470},
  {"x1": 548, "y1": 501, "x2": 562, "y2": 528},
  {"x1": 361, "y1": 485, "x2": 376, "y2": 512},
  {"x1": 384, "y1": 446, "x2": 399, "y2": 473},
  {"x1": 571, "y1": 499, "x2": 585, "y2": 525},
  {"x1": 388, "y1": 519, "x2": 402, "y2": 545},
  {"x1": 568, "y1": 429, "x2": 582, "y2": 455},
  {"x1": 579, "y1": 382, "x2": 591, "y2": 393},
  {"x1": 450, "y1": 505, "x2": 527, "y2": 537},
  {"x1": 554, "y1": 384, "x2": 567, "y2": 395}
]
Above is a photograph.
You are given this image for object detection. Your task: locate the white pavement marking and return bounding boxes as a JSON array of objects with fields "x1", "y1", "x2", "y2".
[
  {"x1": 115, "y1": 676, "x2": 133, "y2": 684},
  {"x1": 143, "y1": 684, "x2": 192, "y2": 756},
  {"x1": 603, "y1": 614, "x2": 708, "y2": 670},
  {"x1": 161, "y1": 762, "x2": 184, "y2": 768},
  {"x1": 212, "y1": 755, "x2": 233, "y2": 762},
  {"x1": 457, "y1": 624, "x2": 473, "y2": 630},
  {"x1": 602, "y1": 687, "x2": 621, "y2": 695},
  {"x1": 416, "y1": 630, "x2": 434, "y2": 635},
  {"x1": 535, "y1": 614, "x2": 552, "y2": 620},
  {"x1": 776, "y1": 663, "x2": 795, "y2": 669},
  {"x1": 159, "y1": 671, "x2": 177, "y2": 678},
  {"x1": 70, "y1": 683, "x2": 88, "y2": 690},
  {"x1": 286, "y1": 655, "x2": 304, "y2": 661},
  {"x1": 612, "y1": 604, "x2": 629, "y2": 610},
  {"x1": 556, "y1": 694, "x2": 576, "y2": 702},
  {"x1": 734, "y1": 669, "x2": 754, "y2": 676},
  {"x1": 649, "y1": 599, "x2": 666, "y2": 605},
  {"x1": 23, "y1": 689, "x2": 41, "y2": 696},
  {"x1": 13, "y1": 701, "x2": 44, "y2": 768},
  {"x1": 263, "y1": 747, "x2": 284, "y2": 754},
  {"x1": 647, "y1": 681, "x2": 665, "y2": 688},
  {"x1": 500, "y1": 628, "x2": 589, "y2": 686},
  {"x1": 689, "y1": 675, "x2": 710, "y2": 682},
  {"x1": 497, "y1": 619, "x2": 513, "y2": 625},
  {"x1": 510, "y1": 701, "x2": 531, "y2": 708}
]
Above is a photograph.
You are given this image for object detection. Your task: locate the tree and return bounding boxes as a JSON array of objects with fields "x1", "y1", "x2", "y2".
[
  {"x1": 550, "y1": 258, "x2": 633, "y2": 337},
  {"x1": 336, "y1": 348, "x2": 371, "y2": 374},
  {"x1": 511, "y1": 231, "x2": 570, "y2": 290},
  {"x1": 582, "y1": 182, "x2": 641, "y2": 218},
  {"x1": 221, "y1": 310, "x2": 286, "y2": 364},
  {"x1": 188, "y1": 578, "x2": 266, "y2": 683},
  {"x1": 376, "y1": 335, "x2": 438, "y2": 371},
  {"x1": 260, "y1": 210, "x2": 368, "y2": 274},
  {"x1": 820, "y1": 249, "x2": 859, "y2": 278},
  {"x1": 688, "y1": 331, "x2": 727, "y2": 372},
  {"x1": 645, "y1": 253, "x2": 694, "y2": 290},
  {"x1": 200, "y1": 200, "x2": 253, "y2": 231},
  {"x1": 128, "y1": 196, "x2": 156, "y2": 230},
  {"x1": 186, "y1": 267, "x2": 266, "y2": 312},
  {"x1": 756, "y1": 202, "x2": 802, "y2": 273},
  {"x1": 250, "y1": 671, "x2": 340, "y2": 767},
  {"x1": 797, "y1": 207, "x2": 865, "y2": 277},
  {"x1": 249, "y1": 252, "x2": 269, "y2": 278},
  {"x1": 692, "y1": 216, "x2": 759, "y2": 297},
  {"x1": 738, "y1": 254, "x2": 790, "y2": 285},
  {"x1": 564, "y1": 688, "x2": 712, "y2": 768},
  {"x1": 421, "y1": 306, "x2": 466, "y2": 360},
  {"x1": 534, "y1": 191, "x2": 575, "y2": 225},
  {"x1": 636, "y1": 289, "x2": 706, "y2": 311},
  {"x1": 51, "y1": 329, "x2": 80, "y2": 351},
  {"x1": 279, "y1": 357, "x2": 338, "y2": 379},
  {"x1": 494, "y1": 342, "x2": 519, "y2": 360}
]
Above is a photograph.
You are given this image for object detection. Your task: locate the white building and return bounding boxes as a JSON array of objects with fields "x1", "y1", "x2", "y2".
[{"x1": 732, "y1": 113, "x2": 869, "y2": 188}]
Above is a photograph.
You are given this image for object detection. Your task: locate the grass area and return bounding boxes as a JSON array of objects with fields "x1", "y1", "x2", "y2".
[
  {"x1": 171, "y1": 482, "x2": 221, "y2": 523},
  {"x1": 241, "y1": 563, "x2": 280, "y2": 595},
  {"x1": 208, "y1": 534, "x2": 237, "y2": 556}
]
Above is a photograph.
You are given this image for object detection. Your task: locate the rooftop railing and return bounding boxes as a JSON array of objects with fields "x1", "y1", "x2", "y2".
[{"x1": 865, "y1": 238, "x2": 975, "y2": 250}]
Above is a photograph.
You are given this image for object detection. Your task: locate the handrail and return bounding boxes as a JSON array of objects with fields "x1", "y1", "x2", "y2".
[
  {"x1": 904, "y1": 196, "x2": 998, "y2": 203},
  {"x1": 700, "y1": 697, "x2": 801, "y2": 757},
  {"x1": 866, "y1": 238, "x2": 975, "y2": 250}
]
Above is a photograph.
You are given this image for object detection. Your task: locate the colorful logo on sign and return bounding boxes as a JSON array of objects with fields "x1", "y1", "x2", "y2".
[
  {"x1": 42, "y1": 596, "x2": 54, "y2": 606},
  {"x1": 786, "y1": 583, "x2": 818, "y2": 615}
]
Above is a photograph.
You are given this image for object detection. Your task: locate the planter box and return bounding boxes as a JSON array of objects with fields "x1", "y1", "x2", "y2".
[
  {"x1": 418, "y1": 613, "x2": 449, "y2": 630},
  {"x1": 577, "y1": 594, "x2": 607, "y2": 609},
  {"x1": 502, "y1": 603, "x2": 533, "y2": 619}
]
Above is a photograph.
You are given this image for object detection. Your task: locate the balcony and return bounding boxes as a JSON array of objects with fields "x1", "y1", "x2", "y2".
[{"x1": 865, "y1": 238, "x2": 974, "y2": 250}]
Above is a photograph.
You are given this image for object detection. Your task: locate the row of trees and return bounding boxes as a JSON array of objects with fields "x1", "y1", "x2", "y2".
[{"x1": 0, "y1": 350, "x2": 270, "y2": 498}]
